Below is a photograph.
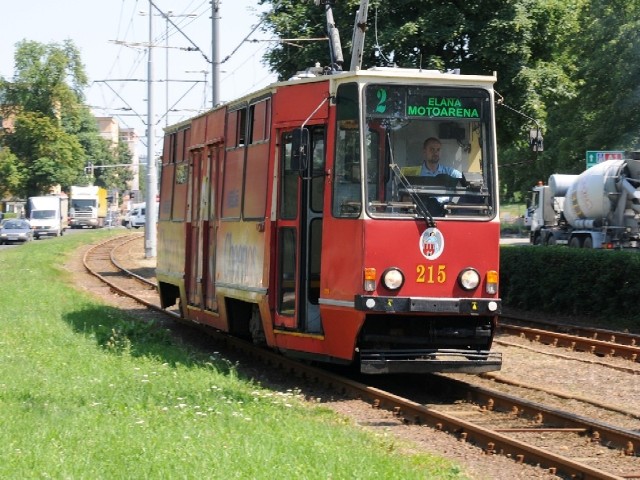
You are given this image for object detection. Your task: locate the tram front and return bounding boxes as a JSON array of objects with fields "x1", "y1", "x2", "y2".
[{"x1": 326, "y1": 72, "x2": 502, "y2": 374}]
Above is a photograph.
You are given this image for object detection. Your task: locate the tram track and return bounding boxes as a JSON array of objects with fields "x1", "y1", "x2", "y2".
[
  {"x1": 498, "y1": 316, "x2": 640, "y2": 365},
  {"x1": 82, "y1": 235, "x2": 640, "y2": 479},
  {"x1": 82, "y1": 233, "x2": 172, "y2": 314}
]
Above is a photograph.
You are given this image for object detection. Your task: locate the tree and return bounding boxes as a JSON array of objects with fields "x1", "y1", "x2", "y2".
[
  {"x1": 0, "y1": 40, "x2": 129, "y2": 198},
  {"x1": 4, "y1": 111, "x2": 85, "y2": 197},
  {"x1": 99, "y1": 139, "x2": 135, "y2": 193},
  {"x1": 258, "y1": 0, "x2": 584, "y2": 200},
  {"x1": 1, "y1": 40, "x2": 87, "y2": 120},
  {"x1": 0, "y1": 148, "x2": 23, "y2": 199},
  {"x1": 71, "y1": 108, "x2": 134, "y2": 192},
  {"x1": 547, "y1": 0, "x2": 640, "y2": 173}
]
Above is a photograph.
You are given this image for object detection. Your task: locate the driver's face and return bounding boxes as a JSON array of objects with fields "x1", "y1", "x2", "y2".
[{"x1": 423, "y1": 142, "x2": 441, "y2": 165}]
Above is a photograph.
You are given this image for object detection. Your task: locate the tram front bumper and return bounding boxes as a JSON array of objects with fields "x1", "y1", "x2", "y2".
[
  {"x1": 359, "y1": 349, "x2": 502, "y2": 374},
  {"x1": 354, "y1": 295, "x2": 501, "y2": 315}
]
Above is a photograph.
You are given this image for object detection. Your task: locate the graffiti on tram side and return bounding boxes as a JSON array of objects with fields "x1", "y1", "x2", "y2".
[{"x1": 220, "y1": 231, "x2": 262, "y2": 286}]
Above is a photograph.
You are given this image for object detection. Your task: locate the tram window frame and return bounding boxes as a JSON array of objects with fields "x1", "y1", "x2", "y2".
[
  {"x1": 169, "y1": 128, "x2": 189, "y2": 222},
  {"x1": 159, "y1": 162, "x2": 174, "y2": 222},
  {"x1": 277, "y1": 227, "x2": 297, "y2": 316},
  {"x1": 310, "y1": 127, "x2": 326, "y2": 213},
  {"x1": 242, "y1": 98, "x2": 271, "y2": 220},
  {"x1": 226, "y1": 107, "x2": 248, "y2": 148},
  {"x1": 249, "y1": 97, "x2": 271, "y2": 144},
  {"x1": 280, "y1": 132, "x2": 298, "y2": 220},
  {"x1": 362, "y1": 84, "x2": 497, "y2": 219},
  {"x1": 159, "y1": 133, "x2": 175, "y2": 222},
  {"x1": 237, "y1": 109, "x2": 247, "y2": 146},
  {"x1": 332, "y1": 82, "x2": 362, "y2": 219}
]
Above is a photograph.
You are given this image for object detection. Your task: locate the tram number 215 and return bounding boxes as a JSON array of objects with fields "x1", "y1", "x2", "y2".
[{"x1": 416, "y1": 264, "x2": 446, "y2": 284}]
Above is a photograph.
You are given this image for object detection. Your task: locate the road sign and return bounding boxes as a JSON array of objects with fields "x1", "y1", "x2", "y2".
[{"x1": 586, "y1": 150, "x2": 624, "y2": 168}]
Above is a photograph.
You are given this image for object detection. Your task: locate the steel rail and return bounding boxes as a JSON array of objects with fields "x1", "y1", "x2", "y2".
[
  {"x1": 108, "y1": 233, "x2": 156, "y2": 288},
  {"x1": 498, "y1": 323, "x2": 640, "y2": 363},
  {"x1": 82, "y1": 234, "x2": 176, "y2": 315},
  {"x1": 432, "y1": 375, "x2": 638, "y2": 456},
  {"x1": 500, "y1": 315, "x2": 640, "y2": 348},
  {"x1": 84, "y1": 237, "x2": 631, "y2": 479}
]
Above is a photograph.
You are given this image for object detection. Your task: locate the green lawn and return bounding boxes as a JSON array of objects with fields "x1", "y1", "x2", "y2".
[{"x1": 0, "y1": 231, "x2": 466, "y2": 479}]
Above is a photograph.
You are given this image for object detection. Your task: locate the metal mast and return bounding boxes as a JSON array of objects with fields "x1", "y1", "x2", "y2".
[
  {"x1": 145, "y1": 0, "x2": 158, "y2": 258},
  {"x1": 211, "y1": 0, "x2": 221, "y2": 106}
]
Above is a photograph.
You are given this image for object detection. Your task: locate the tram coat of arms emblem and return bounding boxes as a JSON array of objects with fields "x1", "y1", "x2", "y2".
[{"x1": 419, "y1": 227, "x2": 444, "y2": 260}]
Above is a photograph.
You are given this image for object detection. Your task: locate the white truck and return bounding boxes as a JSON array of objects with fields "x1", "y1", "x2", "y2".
[
  {"x1": 69, "y1": 186, "x2": 108, "y2": 228},
  {"x1": 28, "y1": 195, "x2": 69, "y2": 239},
  {"x1": 527, "y1": 155, "x2": 640, "y2": 248}
]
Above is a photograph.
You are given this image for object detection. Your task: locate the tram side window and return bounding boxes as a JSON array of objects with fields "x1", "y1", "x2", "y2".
[
  {"x1": 170, "y1": 128, "x2": 189, "y2": 222},
  {"x1": 278, "y1": 227, "x2": 297, "y2": 316},
  {"x1": 333, "y1": 125, "x2": 362, "y2": 218},
  {"x1": 249, "y1": 98, "x2": 270, "y2": 144},
  {"x1": 333, "y1": 82, "x2": 362, "y2": 218},
  {"x1": 226, "y1": 108, "x2": 247, "y2": 148},
  {"x1": 243, "y1": 98, "x2": 271, "y2": 220},
  {"x1": 159, "y1": 162, "x2": 174, "y2": 221},
  {"x1": 280, "y1": 133, "x2": 297, "y2": 219},
  {"x1": 280, "y1": 127, "x2": 324, "y2": 219},
  {"x1": 310, "y1": 128, "x2": 325, "y2": 213}
]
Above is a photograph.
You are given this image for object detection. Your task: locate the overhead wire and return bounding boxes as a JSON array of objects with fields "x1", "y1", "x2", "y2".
[{"x1": 95, "y1": 0, "x2": 280, "y2": 133}]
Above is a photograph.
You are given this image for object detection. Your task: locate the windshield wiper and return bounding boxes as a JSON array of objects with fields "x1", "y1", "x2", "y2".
[{"x1": 390, "y1": 163, "x2": 436, "y2": 228}]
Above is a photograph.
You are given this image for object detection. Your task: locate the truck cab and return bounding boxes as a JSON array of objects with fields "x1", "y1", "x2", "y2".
[
  {"x1": 527, "y1": 183, "x2": 565, "y2": 245},
  {"x1": 28, "y1": 195, "x2": 68, "y2": 239}
]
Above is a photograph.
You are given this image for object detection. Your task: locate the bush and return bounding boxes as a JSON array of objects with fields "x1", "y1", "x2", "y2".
[{"x1": 500, "y1": 246, "x2": 640, "y2": 328}]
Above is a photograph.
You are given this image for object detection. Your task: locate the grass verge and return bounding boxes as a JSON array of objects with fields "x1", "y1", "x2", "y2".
[{"x1": 0, "y1": 231, "x2": 465, "y2": 479}]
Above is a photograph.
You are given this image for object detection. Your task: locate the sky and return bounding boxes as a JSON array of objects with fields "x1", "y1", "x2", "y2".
[{"x1": 0, "y1": 0, "x2": 279, "y2": 155}]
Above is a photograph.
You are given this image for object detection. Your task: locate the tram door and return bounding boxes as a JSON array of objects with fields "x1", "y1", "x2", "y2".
[
  {"x1": 204, "y1": 143, "x2": 221, "y2": 312},
  {"x1": 187, "y1": 145, "x2": 219, "y2": 310},
  {"x1": 275, "y1": 127, "x2": 325, "y2": 334},
  {"x1": 187, "y1": 149, "x2": 205, "y2": 307}
]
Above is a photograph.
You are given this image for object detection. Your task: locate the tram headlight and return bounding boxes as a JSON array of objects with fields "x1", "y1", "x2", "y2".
[
  {"x1": 382, "y1": 268, "x2": 404, "y2": 290},
  {"x1": 458, "y1": 268, "x2": 480, "y2": 291}
]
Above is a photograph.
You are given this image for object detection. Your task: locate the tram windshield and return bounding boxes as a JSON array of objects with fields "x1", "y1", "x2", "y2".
[{"x1": 332, "y1": 82, "x2": 497, "y2": 220}]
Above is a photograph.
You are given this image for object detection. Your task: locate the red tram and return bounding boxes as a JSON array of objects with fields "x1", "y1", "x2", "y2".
[{"x1": 157, "y1": 67, "x2": 502, "y2": 374}]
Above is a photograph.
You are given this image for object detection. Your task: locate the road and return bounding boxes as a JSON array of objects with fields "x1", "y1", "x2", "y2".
[
  {"x1": 0, "y1": 225, "x2": 126, "y2": 251},
  {"x1": 500, "y1": 236, "x2": 529, "y2": 246}
]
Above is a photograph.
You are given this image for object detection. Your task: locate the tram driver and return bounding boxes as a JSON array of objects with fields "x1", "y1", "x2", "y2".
[
  {"x1": 403, "y1": 137, "x2": 462, "y2": 180},
  {"x1": 399, "y1": 137, "x2": 464, "y2": 214}
]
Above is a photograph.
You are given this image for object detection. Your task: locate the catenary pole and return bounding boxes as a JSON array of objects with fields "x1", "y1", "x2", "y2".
[
  {"x1": 145, "y1": 0, "x2": 158, "y2": 258},
  {"x1": 212, "y1": 0, "x2": 221, "y2": 106}
]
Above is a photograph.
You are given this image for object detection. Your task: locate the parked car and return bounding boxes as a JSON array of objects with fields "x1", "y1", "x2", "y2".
[
  {"x1": 128, "y1": 206, "x2": 145, "y2": 229},
  {"x1": 0, "y1": 219, "x2": 33, "y2": 244}
]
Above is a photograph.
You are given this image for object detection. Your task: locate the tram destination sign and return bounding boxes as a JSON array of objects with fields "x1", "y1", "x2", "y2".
[
  {"x1": 366, "y1": 85, "x2": 486, "y2": 120},
  {"x1": 586, "y1": 150, "x2": 624, "y2": 169}
]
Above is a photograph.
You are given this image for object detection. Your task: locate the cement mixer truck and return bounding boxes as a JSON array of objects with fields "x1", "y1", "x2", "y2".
[{"x1": 527, "y1": 154, "x2": 640, "y2": 249}]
